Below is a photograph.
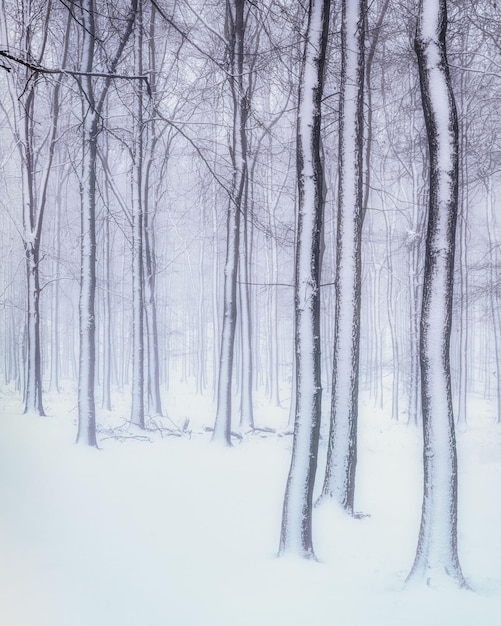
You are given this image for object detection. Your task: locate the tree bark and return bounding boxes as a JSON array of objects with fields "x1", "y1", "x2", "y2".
[
  {"x1": 77, "y1": 99, "x2": 99, "y2": 446},
  {"x1": 319, "y1": 0, "x2": 365, "y2": 514},
  {"x1": 130, "y1": 1, "x2": 145, "y2": 428},
  {"x1": 279, "y1": 0, "x2": 330, "y2": 558},
  {"x1": 143, "y1": 4, "x2": 164, "y2": 417},
  {"x1": 407, "y1": 0, "x2": 466, "y2": 588},
  {"x1": 212, "y1": 0, "x2": 247, "y2": 445},
  {"x1": 75, "y1": 0, "x2": 137, "y2": 445}
]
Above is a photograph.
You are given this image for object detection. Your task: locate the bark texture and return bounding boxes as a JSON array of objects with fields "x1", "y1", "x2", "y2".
[
  {"x1": 407, "y1": 0, "x2": 466, "y2": 588},
  {"x1": 213, "y1": 0, "x2": 248, "y2": 445},
  {"x1": 320, "y1": 0, "x2": 365, "y2": 514},
  {"x1": 279, "y1": 0, "x2": 330, "y2": 558}
]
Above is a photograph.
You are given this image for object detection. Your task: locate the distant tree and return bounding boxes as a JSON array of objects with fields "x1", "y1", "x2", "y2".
[
  {"x1": 406, "y1": 0, "x2": 467, "y2": 588},
  {"x1": 143, "y1": 3, "x2": 165, "y2": 418},
  {"x1": 130, "y1": 0, "x2": 145, "y2": 428},
  {"x1": 279, "y1": 0, "x2": 330, "y2": 558},
  {"x1": 75, "y1": 0, "x2": 137, "y2": 446},
  {"x1": 0, "y1": 1, "x2": 70, "y2": 416},
  {"x1": 212, "y1": 0, "x2": 249, "y2": 445}
]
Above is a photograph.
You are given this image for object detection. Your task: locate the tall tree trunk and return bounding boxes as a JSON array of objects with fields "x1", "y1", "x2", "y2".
[
  {"x1": 75, "y1": 0, "x2": 137, "y2": 445},
  {"x1": 19, "y1": 30, "x2": 44, "y2": 417},
  {"x1": 279, "y1": 0, "x2": 330, "y2": 558},
  {"x1": 49, "y1": 189, "x2": 62, "y2": 395},
  {"x1": 238, "y1": 173, "x2": 254, "y2": 432},
  {"x1": 23, "y1": 240, "x2": 45, "y2": 415},
  {"x1": 455, "y1": 75, "x2": 469, "y2": 429},
  {"x1": 407, "y1": 0, "x2": 466, "y2": 588},
  {"x1": 212, "y1": 0, "x2": 248, "y2": 445},
  {"x1": 486, "y1": 182, "x2": 501, "y2": 424},
  {"x1": 383, "y1": 206, "x2": 400, "y2": 421},
  {"x1": 13, "y1": 2, "x2": 70, "y2": 415},
  {"x1": 143, "y1": 4, "x2": 163, "y2": 417},
  {"x1": 131, "y1": 2, "x2": 145, "y2": 428},
  {"x1": 319, "y1": 0, "x2": 365, "y2": 514},
  {"x1": 77, "y1": 107, "x2": 99, "y2": 446}
]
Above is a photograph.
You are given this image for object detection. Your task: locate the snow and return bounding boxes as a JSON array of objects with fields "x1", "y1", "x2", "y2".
[{"x1": 1, "y1": 388, "x2": 500, "y2": 626}]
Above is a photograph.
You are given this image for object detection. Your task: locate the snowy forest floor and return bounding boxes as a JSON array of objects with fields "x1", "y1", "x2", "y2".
[{"x1": 1, "y1": 384, "x2": 501, "y2": 626}]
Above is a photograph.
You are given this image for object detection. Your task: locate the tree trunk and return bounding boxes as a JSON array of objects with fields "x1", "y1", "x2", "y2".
[
  {"x1": 77, "y1": 109, "x2": 99, "y2": 447},
  {"x1": 319, "y1": 0, "x2": 365, "y2": 514},
  {"x1": 131, "y1": 2, "x2": 145, "y2": 429},
  {"x1": 238, "y1": 172, "x2": 254, "y2": 432},
  {"x1": 407, "y1": 0, "x2": 466, "y2": 588},
  {"x1": 75, "y1": 0, "x2": 137, "y2": 444},
  {"x1": 101, "y1": 201, "x2": 112, "y2": 411},
  {"x1": 212, "y1": 0, "x2": 247, "y2": 445},
  {"x1": 23, "y1": 241, "x2": 45, "y2": 416},
  {"x1": 279, "y1": 0, "x2": 330, "y2": 558},
  {"x1": 143, "y1": 4, "x2": 163, "y2": 417},
  {"x1": 14, "y1": 2, "x2": 70, "y2": 415},
  {"x1": 486, "y1": 182, "x2": 501, "y2": 423}
]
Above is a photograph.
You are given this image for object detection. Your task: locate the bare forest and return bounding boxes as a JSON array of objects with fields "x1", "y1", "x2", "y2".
[{"x1": 1, "y1": 1, "x2": 501, "y2": 624}]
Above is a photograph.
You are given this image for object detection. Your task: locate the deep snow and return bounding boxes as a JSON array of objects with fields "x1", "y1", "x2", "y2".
[{"x1": 0, "y1": 386, "x2": 500, "y2": 626}]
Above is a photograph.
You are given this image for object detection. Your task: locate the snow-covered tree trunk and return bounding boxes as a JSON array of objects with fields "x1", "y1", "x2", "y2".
[
  {"x1": 319, "y1": 0, "x2": 365, "y2": 514},
  {"x1": 130, "y1": 2, "x2": 145, "y2": 429},
  {"x1": 406, "y1": 0, "x2": 466, "y2": 588},
  {"x1": 212, "y1": 0, "x2": 248, "y2": 445},
  {"x1": 76, "y1": 0, "x2": 99, "y2": 446},
  {"x1": 279, "y1": 0, "x2": 330, "y2": 558},
  {"x1": 77, "y1": 108, "x2": 99, "y2": 447}
]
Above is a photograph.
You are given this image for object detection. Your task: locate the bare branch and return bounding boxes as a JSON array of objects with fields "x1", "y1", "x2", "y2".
[{"x1": 0, "y1": 49, "x2": 151, "y2": 94}]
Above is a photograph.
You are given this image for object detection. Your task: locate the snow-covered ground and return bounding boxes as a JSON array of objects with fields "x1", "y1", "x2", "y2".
[{"x1": 1, "y1": 385, "x2": 500, "y2": 626}]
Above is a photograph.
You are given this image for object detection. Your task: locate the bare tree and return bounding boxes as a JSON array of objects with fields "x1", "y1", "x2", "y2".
[
  {"x1": 212, "y1": 0, "x2": 248, "y2": 445},
  {"x1": 406, "y1": 0, "x2": 467, "y2": 588},
  {"x1": 0, "y1": 1, "x2": 71, "y2": 416},
  {"x1": 318, "y1": 0, "x2": 366, "y2": 514},
  {"x1": 130, "y1": 0, "x2": 145, "y2": 428},
  {"x1": 279, "y1": 0, "x2": 330, "y2": 558},
  {"x1": 75, "y1": 0, "x2": 137, "y2": 446}
]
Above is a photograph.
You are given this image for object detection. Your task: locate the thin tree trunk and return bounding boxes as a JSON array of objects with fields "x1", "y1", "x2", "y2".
[
  {"x1": 383, "y1": 206, "x2": 400, "y2": 421},
  {"x1": 238, "y1": 195, "x2": 254, "y2": 431},
  {"x1": 24, "y1": 241, "x2": 45, "y2": 415},
  {"x1": 101, "y1": 199, "x2": 112, "y2": 412},
  {"x1": 75, "y1": 0, "x2": 137, "y2": 445},
  {"x1": 11, "y1": 2, "x2": 71, "y2": 415},
  {"x1": 486, "y1": 182, "x2": 501, "y2": 422},
  {"x1": 131, "y1": 2, "x2": 145, "y2": 428},
  {"x1": 212, "y1": 0, "x2": 247, "y2": 445},
  {"x1": 143, "y1": 5, "x2": 164, "y2": 417},
  {"x1": 49, "y1": 189, "x2": 62, "y2": 395},
  {"x1": 77, "y1": 108, "x2": 99, "y2": 446}
]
